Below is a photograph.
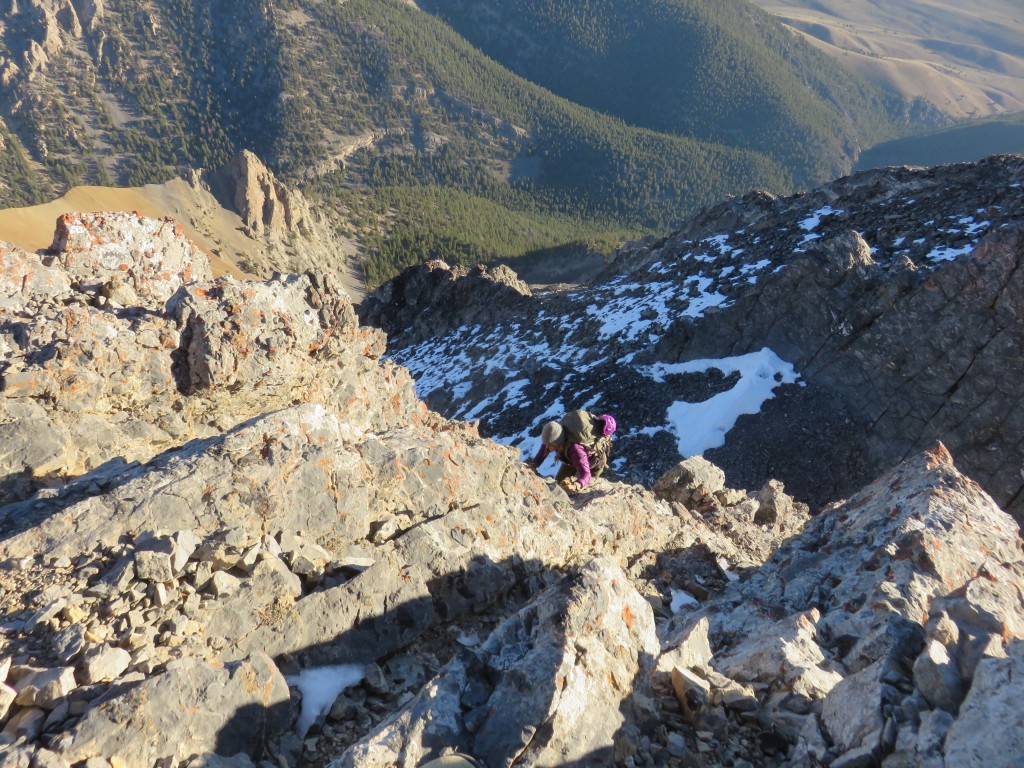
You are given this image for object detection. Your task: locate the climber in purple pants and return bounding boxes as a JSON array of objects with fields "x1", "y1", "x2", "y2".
[{"x1": 529, "y1": 410, "x2": 617, "y2": 493}]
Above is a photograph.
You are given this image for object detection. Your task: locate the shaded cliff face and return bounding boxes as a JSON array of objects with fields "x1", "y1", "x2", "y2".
[
  {"x1": 0, "y1": 213, "x2": 1023, "y2": 768},
  {"x1": 363, "y1": 155, "x2": 1024, "y2": 523}
]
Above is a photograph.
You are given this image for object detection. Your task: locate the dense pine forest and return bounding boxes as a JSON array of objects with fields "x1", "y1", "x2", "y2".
[{"x1": 416, "y1": 0, "x2": 933, "y2": 185}]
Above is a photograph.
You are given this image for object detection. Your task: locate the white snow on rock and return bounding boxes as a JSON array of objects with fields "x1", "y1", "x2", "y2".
[
  {"x1": 671, "y1": 589, "x2": 700, "y2": 611},
  {"x1": 287, "y1": 665, "x2": 365, "y2": 738},
  {"x1": 800, "y1": 206, "x2": 842, "y2": 232},
  {"x1": 644, "y1": 349, "x2": 799, "y2": 457}
]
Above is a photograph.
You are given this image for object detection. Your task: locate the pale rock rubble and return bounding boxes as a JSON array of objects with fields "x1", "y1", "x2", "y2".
[
  {"x1": 0, "y1": 212, "x2": 1021, "y2": 768},
  {"x1": 655, "y1": 445, "x2": 1024, "y2": 768}
]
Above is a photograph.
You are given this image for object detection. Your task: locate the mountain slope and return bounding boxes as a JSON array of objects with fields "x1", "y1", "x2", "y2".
[
  {"x1": 361, "y1": 155, "x2": 1024, "y2": 523},
  {"x1": 291, "y1": 0, "x2": 791, "y2": 282},
  {"x1": 1, "y1": 204, "x2": 1022, "y2": 768},
  {"x1": 750, "y1": 0, "x2": 1024, "y2": 119},
  {"x1": 0, "y1": 0, "x2": 938, "y2": 286},
  {"x1": 856, "y1": 111, "x2": 1024, "y2": 170},
  {"x1": 416, "y1": 0, "x2": 935, "y2": 185}
]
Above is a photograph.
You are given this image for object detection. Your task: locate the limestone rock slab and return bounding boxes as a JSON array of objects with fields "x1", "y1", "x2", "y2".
[{"x1": 334, "y1": 557, "x2": 659, "y2": 768}]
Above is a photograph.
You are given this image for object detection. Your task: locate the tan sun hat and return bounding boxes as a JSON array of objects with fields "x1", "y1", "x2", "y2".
[
  {"x1": 417, "y1": 755, "x2": 483, "y2": 768},
  {"x1": 541, "y1": 420, "x2": 564, "y2": 445}
]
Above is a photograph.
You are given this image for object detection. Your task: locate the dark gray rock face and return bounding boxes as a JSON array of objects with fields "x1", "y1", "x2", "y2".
[
  {"x1": 357, "y1": 260, "x2": 532, "y2": 346},
  {"x1": 684, "y1": 221, "x2": 1024, "y2": 520},
  {"x1": 363, "y1": 155, "x2": 1024, "y2": 523}
]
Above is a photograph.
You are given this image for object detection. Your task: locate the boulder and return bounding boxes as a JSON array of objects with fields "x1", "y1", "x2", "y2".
[
  {"x1": 80, "y1": 646, "x2": 131, "y2": 684},
  {"x1": 653, "y1": 456, "x2": 726, "y2": 504},
  {"x1": 50, "y1": 654, "x2": 290, "y2": 765},
  {"x1": 713, "y1": 610, "x2": 843, "y2": 699},
  {"x1": 169, "y1": 272, "x2": 358, "y2": 394},
  {"x1": 334, "y1": 557, "x2": 659, "y2": 767},
  {"x1": 912, "y1": 639, "x2": 964, "y2": 713},
  {"x1": 49, "y1": 212, "x2": 212, "y2": 306},
  {"x1": 12, "y1": 666, "x2": 76, "y2": 709},
  {"x1": 657, "y1": 615, "x2": 712, "y2": 674},
  {"x1": 0, "y1": 682, "x2": 16, "y2": 721},
  {"x1": 821, "y1": 660, "x2": 897, "y2": 753},
  {"x1": 0, "y1": 242, "x2": 73, "y2": 309}
]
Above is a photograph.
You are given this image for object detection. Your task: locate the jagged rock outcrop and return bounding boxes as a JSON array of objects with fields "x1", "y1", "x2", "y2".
[
  {"x1": 212, "y1": 150, "x2": 313, "y2": 241},
  {"x1": 656, "y1": 444, "x2": 1024, "y2": 768},
  {"x1": 198, "y1": 151, "x2": 359, "y2": 287},
  {"x1": 69, "y1": 0, "x2": 102, "y2": 31},
  {"x1": 2, "y1": 0, "x2": 83, "y2": 77},
  {"x1": 363, "y1": 155, "x2": 1024, "y2": 523},
  {"x1": 357, "y1": 260, "x2": 533, "y2": 347},
  {"x1": 48, "y1": 211, "x2": 211, "y2": 302},
  {"x1": 0, "y1": 212, "x2": 378, "y2": 504}
]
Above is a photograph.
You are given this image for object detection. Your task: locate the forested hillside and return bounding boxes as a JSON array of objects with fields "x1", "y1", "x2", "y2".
[
  {"x1": 292, "y1": 0, "x2": 794, "y2": 284},
  {"x1": 416, "y1": 0, "x2": 940, "y2": 185},
  {"x1": 0, "y1": 0, "x2": 931, "y2": 285}
]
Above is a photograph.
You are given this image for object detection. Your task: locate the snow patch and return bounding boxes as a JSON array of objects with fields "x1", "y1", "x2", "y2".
[
  {"x1": 585, "y1": 275, "x2": 727, "y2": 343},
  {"x1": 799, "y1": 206, "x2": 841, "y2": 232},
  {"x1": 927, "y1": 244, "x2": 974, "y2": 262},
  {"x1": 287, "y1": 665, "x2": 364, "y2": 737},
  {"x1": 740, "y1": 259, "x2": 772, "y2": 276},
  {"x1": 671, "y1": 589, "x2": 699, "y2": 611},
  {"x1": 643, "y1": 349, "x2": 799, "y2": 457}
]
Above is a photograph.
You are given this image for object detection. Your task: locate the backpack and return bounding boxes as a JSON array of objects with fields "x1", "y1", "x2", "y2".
[
  {"x1": 561, "y1": 409, "x2": 603, "y2": 448},
  {"x1": 561, "y1": 410, "x2": 612, "y2": 476}
]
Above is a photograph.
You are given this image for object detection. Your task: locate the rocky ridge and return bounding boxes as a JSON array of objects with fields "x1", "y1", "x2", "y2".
[
  {"x1": 361, "y1": 155, "x2": 1024, "y2": 523},
  {"x1": 0, "y1": 210, "x2": 1022, "y2": 767},
  {"x1": 196, "y1": 150, "x2": 355, "y2": 285},
  {"x1": 359, "y1": 261, "x2": 533, "y2": 347}
]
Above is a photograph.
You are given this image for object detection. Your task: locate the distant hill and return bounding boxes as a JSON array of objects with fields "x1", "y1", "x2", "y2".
[
  {"x1": 749, "y1": 0, "x2": 1024, "y2": 120},
  {"x1": 856, "y1": 112, "x2": 1024, "y2": 170},
  {"x1": 0, "y1": 0, "x2": 934, "y2": 285},
  {"x1": 416, "y1": 0, "x2": 937, "y2": 185}
]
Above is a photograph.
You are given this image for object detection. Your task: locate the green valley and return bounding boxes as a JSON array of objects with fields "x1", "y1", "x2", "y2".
[{"x1": 0, "y1": 0, "x2": 937, "y2": 286}]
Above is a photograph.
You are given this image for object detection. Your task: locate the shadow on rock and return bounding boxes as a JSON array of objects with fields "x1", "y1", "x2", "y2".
[
  {"x1": 0, "y1": 456, "x2": 146, "y2": 543},
  {"x1": 210, "y1": 556, "x2": 661, "y2": 768}
]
